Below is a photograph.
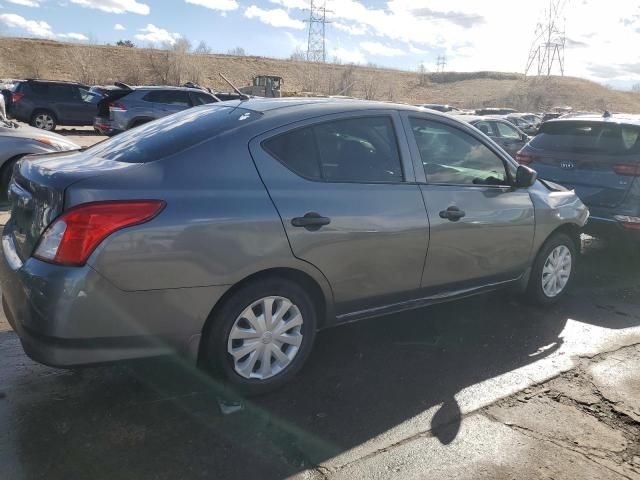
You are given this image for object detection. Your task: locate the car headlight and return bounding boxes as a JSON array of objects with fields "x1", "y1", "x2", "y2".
[{"x1": 33, "y1": 137, "x2": 78, "y2": 151}]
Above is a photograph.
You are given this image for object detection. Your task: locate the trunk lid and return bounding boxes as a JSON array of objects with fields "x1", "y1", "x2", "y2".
[
  {"x1": 525, "y1": 120, "x2": 640, "y2": 208},
  {"x1": 96, "y1": 88, "x2": 132, "y2": 117},
  {"x1": 8, "y1": 151, "x2": 137, "y2": 260}
]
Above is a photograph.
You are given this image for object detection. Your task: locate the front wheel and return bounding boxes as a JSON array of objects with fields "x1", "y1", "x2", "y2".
[
  {"x1": 202, "y1": 277, "x2": 317, "y2": 396},
  {"x1": 525, "y1": 232, "x2": 577, "y2": 305}
]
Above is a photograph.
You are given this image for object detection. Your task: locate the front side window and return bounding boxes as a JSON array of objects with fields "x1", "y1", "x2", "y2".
[
  {"x1": 264, "y1": 116, "x2": 403, "y2": 183},
  {"x1": 496, "y1": 121, "x2": 522, "y2": 139},
  {"x1": 410, "y1": 118, "x2": 508, "y2": 186},
  {"x1": 473, "y1": 120, "x2": 495, "y2": 137},
  {"x1": 191, "y1": 92, "x2": 216, "y2": 106}
]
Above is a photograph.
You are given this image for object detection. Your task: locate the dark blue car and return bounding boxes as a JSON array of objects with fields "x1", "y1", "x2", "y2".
[{"x1": 517, "y1": 114, "x2": 640, "y2": 245}]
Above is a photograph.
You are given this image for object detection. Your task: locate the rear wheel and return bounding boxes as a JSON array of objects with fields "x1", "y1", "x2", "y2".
[
  {"x1": 30, "y1": 110, "x2": 57, "y2": 131},
  {"x1": 525, "y1": 232, "x2": 576, "y2": 305},
  {"x1": 202, "y1": 277, "x2": 317, "y2": 396}
]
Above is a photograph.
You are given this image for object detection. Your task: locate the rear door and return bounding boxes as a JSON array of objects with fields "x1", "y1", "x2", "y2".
[
  {"x1": 525, "y1": 121, "x2": 640, "y2": 208},
  {"x1": 403, "y1": 113, "x2": 535, "y2": 291},
  {"x1": 47, "y1": 84, "x2": 86, "y2": 123},
  {"x1": 250, "y1": 112, "x2": 430, "y2": 317}
]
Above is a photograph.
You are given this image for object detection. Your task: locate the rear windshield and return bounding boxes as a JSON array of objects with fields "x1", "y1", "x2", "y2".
[
  {"x1": 86, "y1": 105, "x2": 260, "y2": 163},
  {"x1": 531, "y1": 121, "x2": 640, "y2": 156}
]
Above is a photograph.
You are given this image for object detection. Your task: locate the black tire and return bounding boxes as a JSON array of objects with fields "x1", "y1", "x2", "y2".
[
  {"x1": 202, "y1": 277, "x2": 317, "y2": 396},
  {"x1": 30, "y1": 110, "x2": 57, "y2": 131},
  {"x1": 0, "y1": 156, "x2": 21, "y2": 203},
  {"x1": 525, "y1": 232, "x2": 577, "y2": 305}
]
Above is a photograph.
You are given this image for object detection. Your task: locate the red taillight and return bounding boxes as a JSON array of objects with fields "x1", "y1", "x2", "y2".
[
  {"x1": 612, "y1": 164, "x2": 640, "y2": 176},
  {"x1": 109, "y1": 101, "x2": 127, "y2": 111},
  {"x1": 34, "y1": 200, "x2": 165, "y2": 266},
  {"x1": 516, "y1": 152, "x2": 535, "y2": 165},
  {"x1": 11, "y1": 92, "x2": 24, "y2": 103}
]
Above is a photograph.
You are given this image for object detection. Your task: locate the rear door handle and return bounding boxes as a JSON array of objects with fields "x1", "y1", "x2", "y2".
[
  {"x1": 439, "y1": 206, "x2": 466, "y2": 222},
  {"x1": 291, "y1": 212, "x2": 331, "y2": 231}
]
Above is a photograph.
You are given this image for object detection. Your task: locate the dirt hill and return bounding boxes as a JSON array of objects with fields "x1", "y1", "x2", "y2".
[{"x1": 1, "y1": 37, "x2": 639, "y2": 112}]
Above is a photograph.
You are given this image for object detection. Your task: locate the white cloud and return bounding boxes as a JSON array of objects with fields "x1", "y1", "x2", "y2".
[
  {"x1": 245, "y1": 5, "x2": 305, "y2": 29},
  {"x1": 114, "y1": 23, "x2": 126, "y2": 31},
  {"x1": 57, "y1": 32, "x2": 89, "y2": 41},
  {"x1": 135, "y1": 23, "x2": 181, "y2": 45},
  {"x1": 69, "y1": 0, "x2": 150, "y2": 15},
  {"x1": 0, "y1": 13, "x2": 52, "y2": 36},
  {"x1": 330, "y1": 46, "x2": 366, "y2": 65},
  {"x1": 333, "y1": 21, "x2": 367, "y2": 36},
  {"x1": 269, "y1": 0, "x2": 307, "y2": 9},
  {"x1": 360, "y1": 41, "x2": 406, "y2": 57},
  {"x1": 185, "y1": 0, "x2": 238, "y2": 11},
  {"x1": 7, "y1": 0, "x2": 40, "y2": 7}
]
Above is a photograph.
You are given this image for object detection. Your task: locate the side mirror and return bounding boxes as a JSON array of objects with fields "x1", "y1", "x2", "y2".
[{"x1": 515, "y1": 165, "x2": 537, "y2": 188}]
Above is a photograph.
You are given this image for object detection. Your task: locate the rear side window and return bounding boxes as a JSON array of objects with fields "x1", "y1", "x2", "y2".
[
  {"x1": 531, "y1": 122, "x2": 640, "y2": 155},
  {"x1": 191, "y1": 91, "x2": 216, "y2": 106},
  {"x1": 85, "y1": 106, "x2": 260, "y2": 163},
  {"x1": 143, "y1": 90, "x2": 191, "y2": 106},
  {"x1": 263, "y1": 116, "x2": 403, "y2": 183},
  {"x1": 496, "y1": 121, "x2": 521, "y2": 139}
]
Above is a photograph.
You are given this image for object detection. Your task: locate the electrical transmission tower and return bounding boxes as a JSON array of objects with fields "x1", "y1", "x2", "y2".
[
  {"x1": 436, "y1": 55, "x2": 447, "y2": 73},
  {"x1": 525, "y1": 0, "x2": 567, "y2": 77},
  {"x1": 306, "y1": 0, "x2": 330, "y2": 63}
]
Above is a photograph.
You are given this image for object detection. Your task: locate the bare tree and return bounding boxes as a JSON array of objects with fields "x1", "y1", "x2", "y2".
[
  {"x1": 289, "y1": 47, "x2": 306, "y2": 61},
  {"x1": 64, "y1": 45, "x2": 107, "y2": 84},
  {"x1": 632, "y1": 83, "x2": 640, "y2": 93},
  {"x1": 418, "y1": 63, "x2": 428, "y2": 86},
  {"x1": 362, "y1": 75, "x2": 378, "y2": 100},
  {"x1": 227, "y1": 47, "x2": 246, "y2": 56},
  {"x1": 194, "y1": 41, "x2": 212, "y2": 54}
]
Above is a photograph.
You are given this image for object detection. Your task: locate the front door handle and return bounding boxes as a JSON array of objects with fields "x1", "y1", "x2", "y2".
[
  {"x1": 439, "y1": 206, "x2": 466, "y2": 222},
  {"x1": 291, "y1": 212, "x2": 331, "y2": 231}
]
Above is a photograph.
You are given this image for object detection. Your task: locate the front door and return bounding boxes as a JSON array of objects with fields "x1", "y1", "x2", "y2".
[
  {"x1": 404, "y1": 114, "x2": 535, "y2": 292},
  {"x1": 250, "y1": 112, "x2": 430, "y2": 316}
]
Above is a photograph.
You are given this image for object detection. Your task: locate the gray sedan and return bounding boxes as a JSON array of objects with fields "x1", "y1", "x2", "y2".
[
  {"x1": 454, "y1": 115, "x2": 531, "y2": 159},
  {"x1": 0, "y1": 99, "x2": 588, "y2": 395}
]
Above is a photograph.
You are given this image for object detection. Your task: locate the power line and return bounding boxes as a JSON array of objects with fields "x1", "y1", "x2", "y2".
[
  {"x1": 525, "y1": 0, "x2": 567, "y2": 77},
  {"x1": 306, "y1": 0, "x2": 331, "y2": 63},
  {"x1": 436, "y1": 55, "x2": 447, "y2": 73}
]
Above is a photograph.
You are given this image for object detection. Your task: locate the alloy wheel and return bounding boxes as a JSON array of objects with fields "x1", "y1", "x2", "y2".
[{"x1": 34, "y1": 113, "x2": 55, "y2": 131}]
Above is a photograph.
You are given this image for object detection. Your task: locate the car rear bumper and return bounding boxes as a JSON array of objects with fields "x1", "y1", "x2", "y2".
[
  {"x1": 0, "y1": 227, "x2": 228, "y2": 367},
  {"x1": 93, "y1": 116, "x2": 121, "y2": 136},
  {"x1": 585, "y1": 215, "x2": 640, "y2": 243}
]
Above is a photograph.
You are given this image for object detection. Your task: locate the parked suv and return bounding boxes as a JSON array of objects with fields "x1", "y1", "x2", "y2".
[
  {"x1": 0, "y1": 99, "x2": 587, "y2": 395},
  {"x1": 9, "y1": 80, "x2": 101, "y2": 131},
  {"x1": 93, "y1": 85, "x2": 218, "y2": 136},
  {"x1": 517, "y1": 114, "x2": 640, "y2": 244}
]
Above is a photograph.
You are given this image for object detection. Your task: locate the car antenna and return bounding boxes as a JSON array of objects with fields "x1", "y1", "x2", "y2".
[{"x1": 219, "y1": 73, "x2": 250, "y2": 100}]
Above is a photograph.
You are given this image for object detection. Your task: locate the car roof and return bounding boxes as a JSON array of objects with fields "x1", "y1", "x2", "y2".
[
  {"x1": 134, "y1": 85, "x2": 213, "y2": 93},
  {"x1": 216, "y1": 97, "x2": 432, "y2": 114},
  {"x1": 546, "y1": 114, "x2": 640, "y2": 127},
  {"x1": 24, "y1": 79, "x2": 86, "y2": 86},
  {"x1": 451, "y1": 114, "x2": 508, "y2": 123}
]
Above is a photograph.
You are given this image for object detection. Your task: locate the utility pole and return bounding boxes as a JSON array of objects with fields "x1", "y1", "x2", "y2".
[
  {"x1": 436, "y1": 55, "x2": 447, "y2": 73},
  {"x1": 306, "y1": 0, "x2": 330, "y2": 63},
  {"x1": 525, "y1": 0, "x2": 567, "y2": 76}
]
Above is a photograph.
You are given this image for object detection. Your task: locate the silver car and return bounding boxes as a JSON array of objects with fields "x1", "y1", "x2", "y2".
[
  {"x1": 0, "y1": 119, "x2": 79, "y2": 200},
  {"x1": 0, "y1": 99, "x2": 588, "y2": 395}
]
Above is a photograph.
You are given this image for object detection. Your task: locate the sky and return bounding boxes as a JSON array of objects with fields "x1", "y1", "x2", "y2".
[{"x1": 0, "y1": 0, "x2": 639, "y2": 89}]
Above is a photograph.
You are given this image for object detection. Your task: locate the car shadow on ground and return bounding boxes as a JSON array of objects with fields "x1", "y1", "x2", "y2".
[{"x1": 3, "y1": 247, "x2": 640, "y2": 480}]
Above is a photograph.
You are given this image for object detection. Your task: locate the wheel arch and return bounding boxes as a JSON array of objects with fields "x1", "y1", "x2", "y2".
[
  {"x1": 198, "y1": 266, "x2": 334, "y2": 363},
  {"x1": 545, "y1": 223, "x2": 582, "y2": 254},
  {"x1": 31, "y1": 108, "x2": 58, "y2": 122}
]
